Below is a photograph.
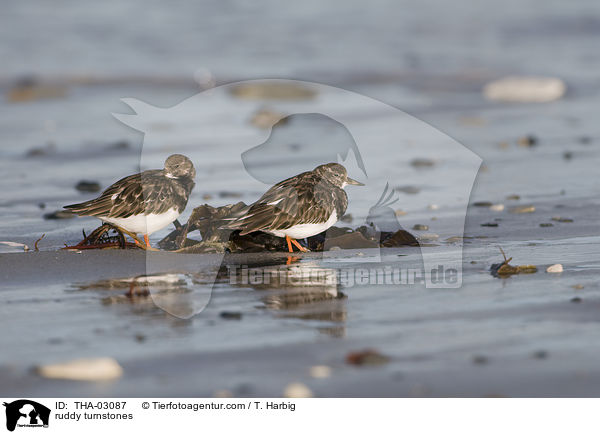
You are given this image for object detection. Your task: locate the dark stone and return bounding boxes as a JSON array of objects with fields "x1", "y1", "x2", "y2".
[
  {"x1": 75, "y1": 180, "x2": 101, "y2": 193},
  {"x1": 220, "y1": 311, "x2": 242, "y2": 320},
  {"x1": 472, "y1": 355, "x2": 489, "y2": 365},
  {"x1": 381, "y1": 229, "x2": 420, "y2": 247},
  {"x1": 324, "y1": 232, "x2": 379, "y2": 250},
  {"x1": 481, "y1": 222, "x2": 499, "y2": 227},
  {"x1": 44, "y1": 210, "x2": 75, "y2": 220}
]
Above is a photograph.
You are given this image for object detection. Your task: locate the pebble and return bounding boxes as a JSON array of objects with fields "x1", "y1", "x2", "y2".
[
  {"x1": 219, "y1": 191, "x2": 242, "y2": 198},
  {"x1": 346, "y1": 349, "x2": 390, "y2": 366},
  {"x1": 283, "y1": 382, "x2": 313, "y2": 398},
  {"x1": 106, "y1": 140, "x2": 130, "y2": 150},
  {"x1": 509, "y1": 205, "x2": 536, "y2": 214},
  {"x1": 37, "y1": 357, "x2": 123, "y2": 381},
  {"x1": 546, "y1": 264, "x2": 563, "y2": 273},
  {"x1": 571, "y1": 297, "x2": 582, "y2": 303},
  {"x1": 578, "y1": 136, "x2": 592, "y2": 145},
  {"x1": 427, "y1": 204, "x2": 439, "y2": 210},
  {"x1": 540, "y1": 223, "x2": 554, "y2": 227},
  {"x1": 43, "y1": 210, "x2": 75, "y2": 220},
  {"x1": 533, "y1": 350, "x2": 549, "y2": 360},
  {"x1": 0, "y1": 241, "x2": 30, "y2": 252},
  {"x1": 309, "y1": 365, "x2": 332, "y2": 379},
  {"x1": 506, "y1": 194, "x2": 521, "y2": 200},
  {"x1": 551, "y1": 216, "x2": 573, "y2": 223},
  {"x1": 483, "y1": 76, "x2": 566, "y2": 102},
  {"x1": 219, "y1": 311, "x2": 242, "y2": 320},
  {"x1": 230, "y1": 82, "x2": 317, "y2": 100},
  {"x1": 472, "y1": 355, "x2": 489, "y2": 365},
  {"x1": 250, "y1": 107, "x2": 286, "y2": 129},
  {"x1": 75, "y1": 180, "x2": 101, "y2": 193},
  {"x1": 481, "y1": 222, "x2": 498, "y2": 227},
  {"x1": 517, "y1": 135, "x2": 538, "y2": 147},
  {"x1": 563, "y1": 151, "x2": 573, "y2": 160},
  {"x1": 412, "y1": 224, "x2": 429, "y2": 231},
  {"x1": 571, "y1": 284, "x2": 584, "y2": 290},
  {"x1": 395, "y1": 209, "x2": 407, "y2": 216},
  {"x1": 396, "y1": 186, "x2": 421, "y2": 194},
  {"x1": 410, "y1": 158, "x2": 436, "y2": 168},
  {"x1": 202, "y1": 194, "x2": 213, "y2": 200},
  {"x1": 473, "y1": 201, "x2": 493, "y2": 207},
  {"x1": 490, "y1": 204, "x2": 505, "y2": 212},
  {"x1": 418, "y1": 233, "x2": 439, "y2": 241}
]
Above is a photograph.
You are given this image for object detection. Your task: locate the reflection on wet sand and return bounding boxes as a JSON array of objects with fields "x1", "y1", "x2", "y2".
[
  {"x1": 74, "y1": 261, "x2": 347, "y2": 334},
  {"x1": 229, "y1": 261, "x2": 347, "y2": 337},
  {"x1": 75, "y1": 273, "x2": 212, "y2": 319}
]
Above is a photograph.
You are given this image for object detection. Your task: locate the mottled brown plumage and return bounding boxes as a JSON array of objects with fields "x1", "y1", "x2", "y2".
[
  {"x1": 64, "y1": 154, "x2": 195, "y2": 241},
  {"x1": 224, "y1": 163, "x2": 363, "y2": 245}
]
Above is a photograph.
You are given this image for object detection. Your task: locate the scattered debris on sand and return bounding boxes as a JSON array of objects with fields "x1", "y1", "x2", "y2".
[
  {"x1": 490, "y1": 247, "x2": 538, "y2": 277},
  {"x1": 158, "y1": 202, "x2": 420, "y2": 253},
  {"x1": 63, "y1": 224, "x2": 139, "y2": 250}
]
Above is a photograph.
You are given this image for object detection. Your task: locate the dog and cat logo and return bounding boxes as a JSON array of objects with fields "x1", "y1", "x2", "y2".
[{"x1": 3, "y1": 400, "x2": 50, "y2": 431}]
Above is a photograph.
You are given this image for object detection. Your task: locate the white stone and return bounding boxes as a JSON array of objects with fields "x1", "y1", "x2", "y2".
[
  {"x1": 309, "y1": 365, "x2": 332, "y2": 378},
  {"x1": 418, "y1": 233, "x2": 439, "y2": 241},
  {"x1": 490, "y1": 204, "x2": 505, "y2": 211},
  {"x1": 546, "y1": 264, "x2": 564, "y2": 273},
  {"x1": 37, "y1": 357, "x2": 123, "y2": 381},
  {"x1": 284, "y1": 382, "x2": 313, "y2": 398},
  {"x1": 483, "y1": 76, "x2": 566, "y2": 103}
]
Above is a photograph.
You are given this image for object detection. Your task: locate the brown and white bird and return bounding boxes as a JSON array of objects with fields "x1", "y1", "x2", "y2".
[
  {"x1": 64, "y1": 154, "x2": 195, "y2": 248},
  {"x1": 223, "y1": 163, "x2": 363, "y2": 252}
]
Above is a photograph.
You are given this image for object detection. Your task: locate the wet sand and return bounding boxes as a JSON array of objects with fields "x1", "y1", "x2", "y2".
[{"x1": 2, "y1": 0, "x2": 600, "y2": 397}]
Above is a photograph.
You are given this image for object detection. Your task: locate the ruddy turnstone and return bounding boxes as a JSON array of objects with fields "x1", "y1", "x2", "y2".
[
  {"x1": 64, "y1": 154, "x2": 195, "y2": 248},
  {"x1": 224, "y1": 163, "x2": 363, "y2": 252}
]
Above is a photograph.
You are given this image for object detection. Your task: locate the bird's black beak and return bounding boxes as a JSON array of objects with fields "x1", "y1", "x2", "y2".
[{"x1": 346, "y1": 177, "x2": 364, "y2": 186}]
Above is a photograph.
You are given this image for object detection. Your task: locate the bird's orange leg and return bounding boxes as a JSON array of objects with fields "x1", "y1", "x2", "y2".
[
  {"x1": 144, "y1": 234, "x2": 150, "y2": 248},
  {"x1": 285, "y1": 235, "x2": 294, "y2": 253},
  {"x1": 290, "y1": 237, "x2": 309, "y2": 252}
]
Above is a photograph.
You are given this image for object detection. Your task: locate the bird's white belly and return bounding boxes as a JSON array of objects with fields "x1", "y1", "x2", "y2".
[
  {"x1": 100, "y1": 208, "x2": 180, "y2": 235},
  {"x1": 268, "y1": 211, "x2": 338, "y2": 239}
]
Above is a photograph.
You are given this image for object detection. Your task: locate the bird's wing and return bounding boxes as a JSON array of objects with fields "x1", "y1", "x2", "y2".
[
  {"x1": 225, "y1": 173, "x2": 339, "y2": 235},
  {"x1": 64, "y1": 170, "x2": 176, "y2": 218}
]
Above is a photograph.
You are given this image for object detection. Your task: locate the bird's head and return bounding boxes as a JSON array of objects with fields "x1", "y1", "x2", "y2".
[
  {"x1": 164, "y1": 154, "x2": 196, "y2": 179},
  {"x1": 315, "y1": 163, "x2": 364, "y2": 188}
]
